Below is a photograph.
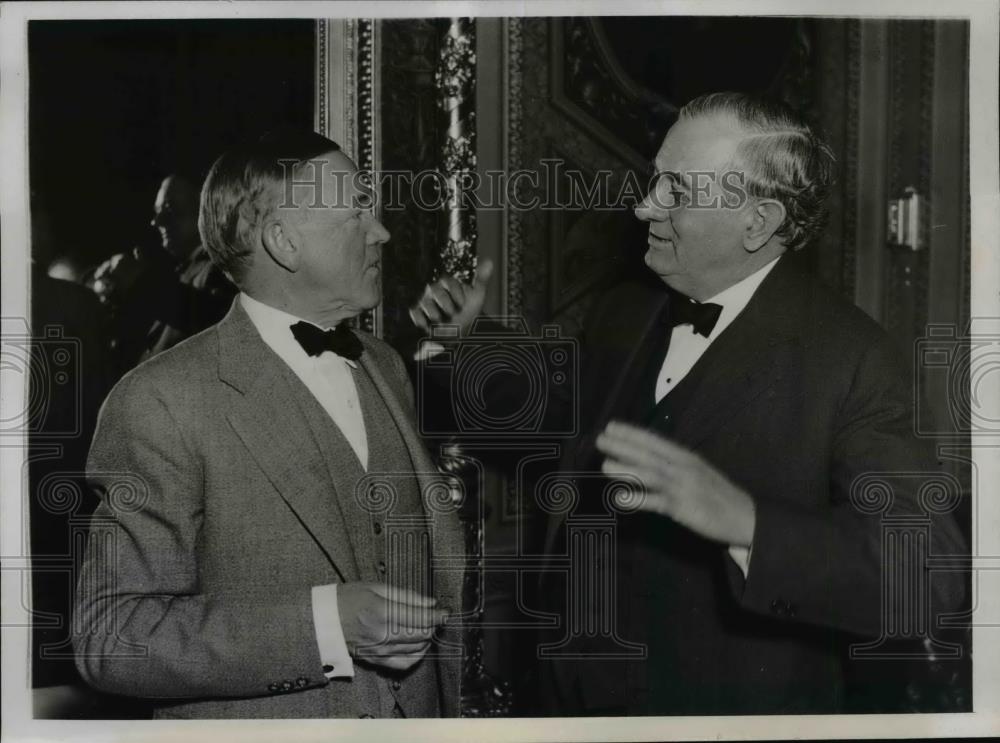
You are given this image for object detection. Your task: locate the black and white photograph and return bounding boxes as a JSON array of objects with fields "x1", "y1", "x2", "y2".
[{"x1": 1, "y1": 1, "x2": 997, "y2": 740}]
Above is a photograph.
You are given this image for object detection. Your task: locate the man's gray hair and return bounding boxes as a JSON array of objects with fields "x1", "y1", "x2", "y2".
[
  {"x1": 198, "y1": 130, "x2": 341, "y2": 285},
  {"x1": 680, "y1": 92, "x2": 836, "y2": 251}
]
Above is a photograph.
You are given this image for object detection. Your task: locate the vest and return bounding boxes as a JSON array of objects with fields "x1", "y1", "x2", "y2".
[
  {"x1": 567, "y1": 318, "x2": 736, "y2": 714},
  {"x1": 282, "y1": 359, "x2": 441, "y2": 718}
]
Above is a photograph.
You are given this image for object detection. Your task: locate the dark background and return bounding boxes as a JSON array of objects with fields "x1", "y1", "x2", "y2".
[{"x1": 29, "y1": 19, "x2": 316, "y2": 269}]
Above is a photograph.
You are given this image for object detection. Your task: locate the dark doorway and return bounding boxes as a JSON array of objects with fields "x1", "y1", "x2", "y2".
[
  {"x1": 26, "y1": 19, "x2": 315, "y2": 714},
  {"x1": 29, "y1": 19, "x2": 316, "y2": 271}
]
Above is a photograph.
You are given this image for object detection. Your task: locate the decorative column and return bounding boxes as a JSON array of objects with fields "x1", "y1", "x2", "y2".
[
  {"x1": 315, "y1": 19, "x2": 381, "y2": 336},
  {"x1": 316, "y1": 16, "x2": 510, "y2": 716},
  {"x1": 436, "y1": 18, "x2": 478, "y2": 284},
  {"x1": 435, "y1": 18, "x2": 513, "y2": 717}
]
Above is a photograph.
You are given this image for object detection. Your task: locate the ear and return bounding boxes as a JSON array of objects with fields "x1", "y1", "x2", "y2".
[
  {"x1": 742, "y1": 199, "x2": 786, "y2": 253},
  {"x1": 260, "y1": 215, "x2": 300, "y2": 273}
]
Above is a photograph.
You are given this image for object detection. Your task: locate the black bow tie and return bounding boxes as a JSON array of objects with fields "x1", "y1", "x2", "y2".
[
  {"x1": 664, "y1": 288, "x2": 723, "y2": 338},
  {"x1": 290, "y1": 321, "x2": 363, "y2": 360}
]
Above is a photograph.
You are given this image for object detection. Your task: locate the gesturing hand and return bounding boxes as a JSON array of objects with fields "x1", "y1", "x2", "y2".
[
  {"x1": 596, "y1": 420, "x2": 756, "y2": 547},
  {"x1": 336, "y1": 583, "x2": 450, "y2": 671},
  {"x1": 409, "y1": 259, "x2": 494, "y2": 337},
  {"x1": 92, "y1": 250, "x2": 145, "y2": 304}
]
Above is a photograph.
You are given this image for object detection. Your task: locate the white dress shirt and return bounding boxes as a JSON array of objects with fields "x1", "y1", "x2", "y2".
[
  {"x1": 240, "y1": 292, "x2": 359, "y2": 678},
  {"x1": 655, "y1": 257, "x2": 780, "y2": 402},
  {"x1": 653, "y1": 257, "x2": 781, "y2": 576}
]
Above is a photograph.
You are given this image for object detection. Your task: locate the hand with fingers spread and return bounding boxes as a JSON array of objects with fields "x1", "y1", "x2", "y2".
[
  {"x1": 596, "y1": 420, "x2": 756, "y2": 547},
  {"x1": 409, "y1": 258, "x2": 494, "y2": 336},
  {"x1": 336, "y1": 583, "x2": 450, "y2": 672}
]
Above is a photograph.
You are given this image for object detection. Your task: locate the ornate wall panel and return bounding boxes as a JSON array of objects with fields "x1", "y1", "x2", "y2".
[
  {"x1": 315, "y1": 14, "x2": 971, "y2": 714},
  {"x1": 811, "y1": 19, "x2": 855, "y2": 297},
  {"x1": 315, "y1": 19, "x2": 381, "y2": 335},
  {"x1": 504, "y1": 17, "x2": 525, "y2": 317},
  {"x1": 378, "y1": 19, "x2": 447, "y2": 345},
  {"x1": 514, "y1": 17, "x2": 827, "y2": 339},
  {"x1": 884, "y1": 20, "x2": 933, "y2": 356}
]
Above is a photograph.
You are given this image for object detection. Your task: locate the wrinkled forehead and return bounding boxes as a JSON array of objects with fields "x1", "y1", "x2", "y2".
[{"x1": 654, "y1": 114, "x2": 745, "y2": 175}]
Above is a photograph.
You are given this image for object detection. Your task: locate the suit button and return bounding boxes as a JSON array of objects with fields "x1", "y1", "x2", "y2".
[
  {"x1": 786, "y1": 603, "x2": 798, "y2": 618},
  {"x1": 391, "y1": 680, "x2": 402, "y2": 691},
  {"x1": 281, "y1": 680, "x2": 293, "y2": 691},
  {"x1": 359, "y1": 713, "x2": 374, "y2": 719},
  {"x1": 267, "y1": 683, "x2": 279, "y2": 692},
  {"x1": 296, "y1": 677, "x2": 309, "y2": 688},
  {"x1": 373, "y1": 521, "x2": 383, "y2": 535}
]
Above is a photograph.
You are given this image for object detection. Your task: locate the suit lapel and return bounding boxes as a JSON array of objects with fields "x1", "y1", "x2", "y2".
[
  {"x1": 357, "y1": 346, "x2": 465, "y2": 612},
  {"x1": 585, "y1": 287, "x2": 670, "y2": 459},
  {"x1": 217, "y1": 301, "x2": 362, "y2": 582},
  {"x1": 357, "y1": 344, "x2": 465, "y2": 704},
  {"x1": 655, "y1": 258, "x2": 804, "y2": 450}
]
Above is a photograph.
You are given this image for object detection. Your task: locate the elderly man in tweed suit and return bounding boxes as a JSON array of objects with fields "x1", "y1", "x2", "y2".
[{"x1": 73, "y1": 130, "x2": 464, "y2": 719}]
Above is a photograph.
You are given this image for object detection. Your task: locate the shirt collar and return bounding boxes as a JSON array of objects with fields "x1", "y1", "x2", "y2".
[
  {"x1": 239, "y1": 292, "x2": 358, "y2": 368},
  {"x1": 698, "y1": 255, "x2": 782, "y2": 340}
]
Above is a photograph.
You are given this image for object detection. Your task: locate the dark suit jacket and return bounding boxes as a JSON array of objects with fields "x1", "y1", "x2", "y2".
[
  {"x1": 73, "y1": 300, "x2": 464, "y2": 718},
  {"x1": 535, "y1": 256, "x2": 967, "y2": 714}
]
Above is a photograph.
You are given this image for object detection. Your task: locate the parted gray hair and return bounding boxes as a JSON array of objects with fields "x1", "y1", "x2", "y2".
[
  {"x1": 680, "y1": 92, "x2": 836, "y2": 251},
  {"x1": 198, "y1": 129, "x2": 341, "y2": 284}
]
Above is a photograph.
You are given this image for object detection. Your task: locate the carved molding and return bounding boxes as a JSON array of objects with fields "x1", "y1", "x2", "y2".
[
  {"x1": 960, "y1": 26, "x2": 971, "y2": 331},
  {"x1": 841, "y1": 19, "x2": 861, "y2": 299},
  {"x1": 437, "y1": 18, "x2": 478, "y2": 285},
  {"x1": 550, "y1": 17, "x2": 664, "y2": 171},
  {"x1": 773, "y1": 20, "x2": 817, "y2": 121},
  {"x1": 914, "y1": 20, "x2": 934, "y2": 340},
  {"x1": 315, "y1": 19, "x2": 380, "y2": 336},
  {"x1": 356, "y1": 19, "x2": 380, "y2": 336},
  {"x1": 315, "y1": 20, "x2": 357, "y2": 162},
  {"x1": 504, "y1": 16, "x2": 524, "y2": 317},
  {"x1": 885, "y1": 20, "x2": 933, "y2": 346}
]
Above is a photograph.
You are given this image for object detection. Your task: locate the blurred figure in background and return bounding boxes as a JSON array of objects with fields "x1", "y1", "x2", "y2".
[
  {"x1": 46, "y1": 255, "x2": 88, "y2": 283},
  {"x1": 28, "y1": 200, "x2": 114, "y2": 715},
  {"x1": 91, "y1": 174, "x2": 236, "y2": 373}
]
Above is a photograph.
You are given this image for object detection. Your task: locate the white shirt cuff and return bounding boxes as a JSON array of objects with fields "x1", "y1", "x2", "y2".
[
  {"x1": 311, "y1": 584, "x2": 355, "y2": 679},
  {"x1": 728, "y1": 544, "x2": 752, "y2": 578}
]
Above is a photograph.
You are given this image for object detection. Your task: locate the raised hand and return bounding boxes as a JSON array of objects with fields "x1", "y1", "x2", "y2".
[
  {"x1": 409, "y1": 258, "x2": 494, "y2": 336},
  {"x1": 336, "y1": 583, "x2": 450, "y2": 671},
  {"x1": 596, "y1": 420, "x2": 756, "y2": 547},
  {"x1": 91, "y1": 250, "x2": 144, "y2": 304}
]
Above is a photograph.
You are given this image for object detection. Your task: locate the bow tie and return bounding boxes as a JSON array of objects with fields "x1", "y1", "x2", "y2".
[
  {"x1": 664, "y1": 288, "x2": 723, "y2": 338},
  {"x1": 290, "y1": 321, "x2": 363, "y2": 360}
]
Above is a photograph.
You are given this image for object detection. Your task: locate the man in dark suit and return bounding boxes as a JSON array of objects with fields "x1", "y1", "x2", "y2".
[
  {"x1": 90, "y1": 174, "x2": 236, "y2": 373},
  {"x1": 410, "y1": 92, "x2": 967, "y2": 715},
  {"x1": 73, "y1": 131, "x2": 464, "y2": 718}
]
